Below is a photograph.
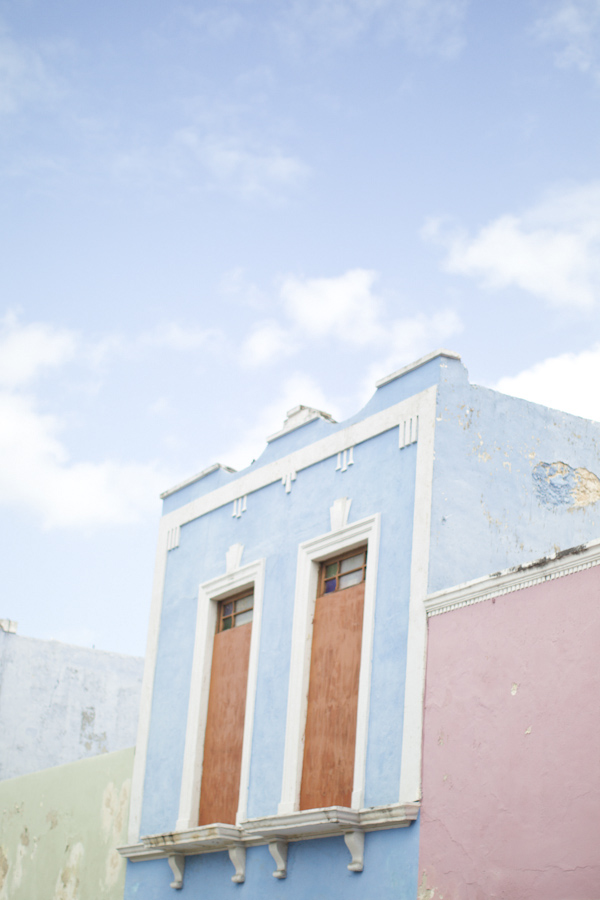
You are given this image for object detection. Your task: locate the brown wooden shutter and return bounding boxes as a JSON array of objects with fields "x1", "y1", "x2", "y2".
[
  {"x1": 198, "y1": 618, "x2": 252, "y2": 825},
  {"x1": 299, "y1": 577, "x2": 365, "y2": 810}
]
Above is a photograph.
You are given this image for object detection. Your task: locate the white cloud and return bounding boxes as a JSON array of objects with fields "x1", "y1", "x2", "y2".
[
  {"x1": 282, "y1": 269, "x2": 384, "y2": 344},
  {"x1": 219, "y1": 372, "x2": 340, "y2": 470},
  {"x1": 0, "y1": 390, "x2": 165, "y2": 529},
  {"x1": 138, "y1": 322, "x2": 218, "y2": 352},
  {"x1": 0, "y1": 313, "x2": 77, "y2": 387},
  {"x1": 0, "y1": 28, "x2": 58, "y2": 114},
  {"x1": 277, "y1": 0, "x2": 468, "y2": 57},
  {"x1": 0, "y1": 315, "x2": 232, "y2": 529},
  {"x1": 360, "y1": 308, "x2": 463, "y2": 396},
  {"x1": 534, "y1": 1, "x2": 600, "y2": 76},
  {"x1": 495, "y1": 344, "x2": 600, "y2": 422},
  {"x1": 240, "y1": 267, "x2": 462, "y2": 381},
  {"x1": 173, "y1": 129, "x2": 309, "y2": 198},
  {"x1": 241, "y1": 320, "x2": 296, "y2": 366},
  {"x1": 424, "y1": 181, "x2": 600, "y2": 308}
]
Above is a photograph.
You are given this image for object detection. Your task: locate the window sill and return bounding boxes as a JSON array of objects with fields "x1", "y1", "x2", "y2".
[{"x1": 118, "y1": 802, "x2": 419, "y2": 887}]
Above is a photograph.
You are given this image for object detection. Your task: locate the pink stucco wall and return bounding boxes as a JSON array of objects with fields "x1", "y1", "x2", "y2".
[{"x1": 419, "y1": 566, "x2": 600, "y2": 899}]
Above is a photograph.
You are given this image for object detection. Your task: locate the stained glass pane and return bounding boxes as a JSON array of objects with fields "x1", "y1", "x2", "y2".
[
  {"x1": 222, "y1": 617, "x2": 233, "y2": 630},
  {"x1": 235, "y1": 609, "x2": 253, "y2": 627},
  {"x1": 340, "y1": 553, "x2": 364, "y2": 574},
  {"x1": 339, "y1": 570, "x2": 363, "y2": 590},
  {"x1": 324, "y1": 578, "x2": 337, "y2": 593},
  {"x1": 325, "y1": 563, "x2": 337, "y2": 578},
  {"x1": 236, "y1": 594, "x2": 253, "y2": 613},
  {"x1": 223, "y1": 602, "x2": 234, "y2": 617}
]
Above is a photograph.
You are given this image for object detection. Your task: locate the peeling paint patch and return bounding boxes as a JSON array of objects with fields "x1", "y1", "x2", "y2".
[
  {"x1": 54, "y1": 842, "x2": 84, "y2": 900},
  {"x1": 0, "y1": 848, "x2": 8, "y2": 891},
  {"x1": 418, "y1": 871, "x2": 437, "y2": 899},
  {"x1": 80, "y1": 708, "x2": 107, "y2": 754},
  {"x1": 533, "y1": 461, "x2": 600, "y2": 510},
  {"x1": 511, "y1": 683, "x2": 518, "y2": 695}
]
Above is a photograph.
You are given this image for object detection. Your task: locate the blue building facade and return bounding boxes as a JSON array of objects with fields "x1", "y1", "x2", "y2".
[{"x1": 121, "y1": 350, "x2": 600, "y2": 898}]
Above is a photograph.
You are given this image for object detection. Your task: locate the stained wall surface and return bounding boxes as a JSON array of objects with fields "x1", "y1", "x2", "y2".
[
  {"x1": 0, "y1": 747, "x2": 133, "y2": 900},
  {"x1": 127, "y1": 352, "x2": 600, "y2": 900},
  {"x1": 419, "y1": 566, "x2": 600, "y2": 899},
  {"x1": 0, "y1": 631, "x2": 143, "y2": 779}
]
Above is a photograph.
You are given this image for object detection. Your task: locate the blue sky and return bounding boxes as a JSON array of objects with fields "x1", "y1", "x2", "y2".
[{"x1": 3, "y1": 0, "x2": 600, "y2": 654}]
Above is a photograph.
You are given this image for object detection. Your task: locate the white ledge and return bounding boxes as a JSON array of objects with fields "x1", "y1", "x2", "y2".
[
  {"x1": 425, "y1": 537, "x2": 600, "y2": 617},
  {"x1": 118, "y1": 803, "x2": 419, "y2": 862}
]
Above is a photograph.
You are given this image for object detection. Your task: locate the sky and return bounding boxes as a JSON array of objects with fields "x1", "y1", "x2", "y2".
[{"x1": 3, "y1": 0, "x2": 600, "y2": 656}]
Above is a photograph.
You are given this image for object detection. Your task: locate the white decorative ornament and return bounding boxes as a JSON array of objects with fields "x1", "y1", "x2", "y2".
[
  {"x1": 344, "y1": 831, "x2": 364, "y2": 872},
  {"x1": 228, "y1": 845, "x2": 246, "y2": 882},
  {"x1": 232, "y1": 496, "x2": 247, "y2": 518},
  {"x1": 225, "y1": 543, "x2": 244, "y2": 573},
  {"x1": 268, "y1": 840, "x2": 288, "y2": 878},
  {"x1": 168, "y1": 854, "x2": 184, "y2": 889},
  {"x1": 282, "y1": 471, "x2": 297, "y2": 493},
  {"x1": 330, "y1": 497, "x2": 352, "y2": 532},
  {"x1": 399, "y1": 417, "x2": 418, "y2": 449},
  {"x1": 166, "y1": 526, "x2": 180, "y2": 551},
  {"x1": 336, "y1": 447, "x2": 354, "y2": 472}
]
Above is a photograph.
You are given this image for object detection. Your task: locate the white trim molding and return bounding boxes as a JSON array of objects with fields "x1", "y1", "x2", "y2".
[
  {"x1": 425, "y1": 539, "x2": 600, "y2": 618},
  {"x1": 176, "y1": 558, "x2": 266, "y2": 832},
  {"x1": 398, "y1": 385, "x2": 436, "y2": 806},
  {"x1": 128, "y1": 517, "x2": 171, "y2": 843},
  {"x1": 159, "y1": 388, "x2": 434, "y2": 535},
  {"x1": 119, "y1": 802, "x2": 419, "y2": 887},
  {"x1": 128, "y1": 383, "x2": 438, "y2": 844},
  {"x1": 278, "y1": 513, "x2": 381, "y2": 815}
]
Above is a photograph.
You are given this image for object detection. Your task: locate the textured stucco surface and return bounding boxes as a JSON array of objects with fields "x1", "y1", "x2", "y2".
[
  {"x1": 419, "y1": 566, "x2": 600, "y2": 899},
  {"x1": 0, "y1": 747, "x2": 133, "y2": 900},
  {"x1": 0, "y1": 631, "x2": 143, "y2": 779},
  {"x1": 130, "y1": 353, "x2": 600, "y2": 900}
]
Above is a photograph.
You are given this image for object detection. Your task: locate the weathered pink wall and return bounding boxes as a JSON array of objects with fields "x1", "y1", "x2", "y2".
[{"x1": 419, "y1": 567, "x2": 600, "y2": 899}]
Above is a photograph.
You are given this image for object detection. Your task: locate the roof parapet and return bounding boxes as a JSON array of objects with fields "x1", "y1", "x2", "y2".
[
  {"x1": 267, "y1": 405, "x2": 337, "y2": 443},
  {"x1": 375, "y1": 349, "x2": 461, "y2": 389},
  {"x1": 160, "y1": 463, "x2": 237, "y2": 500}
]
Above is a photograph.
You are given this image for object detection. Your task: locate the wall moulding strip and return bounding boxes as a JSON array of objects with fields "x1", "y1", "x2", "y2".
[
  {"x1": 161, "y1": 388, "x2": 436, "y2": 532},
  {"x1": 118, "y1": 801, "x2": 420, "y2": 863},
  {"x1": 425, "y1": 538, "x2": 600, "y2": 617}
]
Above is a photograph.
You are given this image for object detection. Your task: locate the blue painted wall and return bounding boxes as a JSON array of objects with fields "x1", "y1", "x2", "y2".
[
  {"x1": 429, "y1": 357, "x2": 600, "y2": 593},
  {"x1": 127, "y1": 352, "x2": 600, "y2": 900}
]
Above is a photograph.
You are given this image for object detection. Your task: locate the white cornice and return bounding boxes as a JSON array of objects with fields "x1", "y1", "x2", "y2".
[
  {"x1": 160, "y1": 464, "x2": 237, "y2": 500},
  {"x1": 425, "y1": 538, "x2": 600, "y2": 617},
  {"x1": 375, "y1": 349, "x2": 461, "y2": 388},
  {"x1": 161, "y1": 387, "x2": 435, "y2": 531},
  {"x1": 118, "y1": 802, "x2": 420, "y2": 863}
]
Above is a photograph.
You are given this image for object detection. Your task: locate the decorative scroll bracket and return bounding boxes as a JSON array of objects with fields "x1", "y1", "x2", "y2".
[
  {"x1": 168, "y1": 854, "x2": 185, "y2": 889},
  {"x1": 344, "y1": 831, "x2": 364, "y2": 872},
  {"x1": 228, "y1": 845, "x2": 246, "y2": 883},
  {"x1": 268, "y1": 840, "x2": 288, "y2": 879}
]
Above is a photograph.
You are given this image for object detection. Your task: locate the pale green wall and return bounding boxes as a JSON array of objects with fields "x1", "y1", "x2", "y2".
[{"x1": 0, "y1": 747, "x2": 133, "y2": 900}]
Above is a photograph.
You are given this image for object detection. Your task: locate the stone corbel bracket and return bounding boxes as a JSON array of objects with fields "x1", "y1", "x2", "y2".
[
  {"x1": 343, "y1": 831, "x2": 364, "y2": 872},
  {"x1": 228, "y1": 845, "x2": 246, "y2": 883},
  {"x1": 168, "y1": 854, "x2": 184, "y2": 889},
  {"x1": 268, "y1": 840, "x2": 288, "y2": 878}
]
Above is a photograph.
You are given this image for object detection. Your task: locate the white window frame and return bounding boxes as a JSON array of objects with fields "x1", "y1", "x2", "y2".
[
  {"x1": 278, "y1": 514, "x2": 381, "y2": 814},
  {"x1": 176, "y1": 558, "x2": 266, "y2": 830}
]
